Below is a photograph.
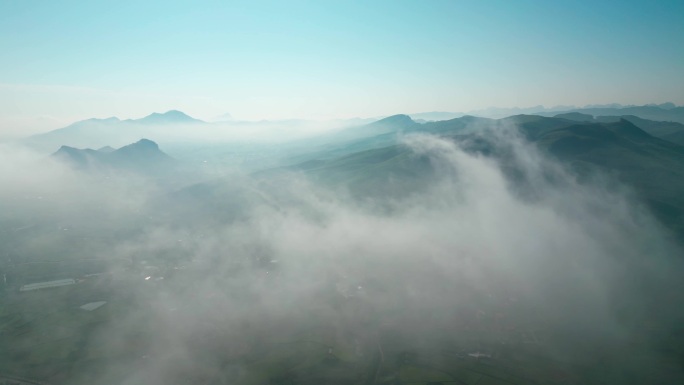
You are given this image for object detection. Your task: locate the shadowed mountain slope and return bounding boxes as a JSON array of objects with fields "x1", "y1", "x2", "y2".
[
  {"x1": 542, "y1": 105, "x2": 684, "y2": 124},
  {"x1": 287, "y1": 118, "x2": 684, "y2": 239},
  {"x1": 535, "y1": 120, "x2": 684, "y2": 235},
  {"x1": 554, "y1": 113, "x2": 684, "y2": 146}
]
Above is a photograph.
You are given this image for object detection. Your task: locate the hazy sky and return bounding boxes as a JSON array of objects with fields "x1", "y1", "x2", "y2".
[{"x1": 1, "y1": 0, "x2": 683, "y2": 136}]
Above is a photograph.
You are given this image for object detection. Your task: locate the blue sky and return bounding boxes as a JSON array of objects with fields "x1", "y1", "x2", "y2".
[{"x1": 1, "y1": 0, "x2": 682, "y2": 135}]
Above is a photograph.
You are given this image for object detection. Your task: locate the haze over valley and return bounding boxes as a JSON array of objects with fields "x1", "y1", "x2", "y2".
[{"x1": 2, "y1": 1, "x2": 684, "y2": 384}]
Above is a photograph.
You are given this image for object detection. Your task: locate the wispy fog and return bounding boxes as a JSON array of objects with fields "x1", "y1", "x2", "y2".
[{"x1": 1, "y1": 126, "x2": 682, "y2": 384}]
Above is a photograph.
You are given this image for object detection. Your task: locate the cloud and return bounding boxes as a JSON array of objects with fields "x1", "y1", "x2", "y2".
[{"x1": 3, "y1": 129, "x2": 683, "y2": 384}]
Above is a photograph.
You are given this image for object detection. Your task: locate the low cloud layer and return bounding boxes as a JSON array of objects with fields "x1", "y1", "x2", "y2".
[{"x1": 2, "y1": 129, "x2": 683, "y2": 384}]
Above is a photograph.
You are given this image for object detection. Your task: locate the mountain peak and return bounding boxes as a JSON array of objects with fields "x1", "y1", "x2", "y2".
[
  {"x1": 610, "y1": 118, "x2": 653, "y2": 140},
  {"x1": 51, "y1": 139, "x2": 174, "y2": 173},
  {"x1": 373, "y1": 114, "x2": 415, "y2": 126},
  {"x1": 116, "y1": 138, "x2": 160, "y2": 153},
  {"x1": 56, "y1": 144, "x2": 77, "y2": 152},
  {"x1": 554, "y1": 112, "x2": 595, "y2": 122},
  {"x1": 137, "y1": 110, "x2": 202, "y2": 124}
]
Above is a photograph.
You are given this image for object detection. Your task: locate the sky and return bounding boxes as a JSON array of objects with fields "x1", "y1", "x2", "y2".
[{"x1": 0, "y1": 0, "x2": 683, "y2": 137}]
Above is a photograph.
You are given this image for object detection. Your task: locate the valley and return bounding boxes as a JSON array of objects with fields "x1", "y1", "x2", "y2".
[{"x1": 3, "y1": 108, "x2": 684, "y2": 384}]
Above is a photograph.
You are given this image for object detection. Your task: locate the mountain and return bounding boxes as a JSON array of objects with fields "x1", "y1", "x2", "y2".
[
  {"x1": 24, "y1": 117, "x2": 124, "y2": 152},
  {"x1": 330, "y1": 114, "x2": 420, "y2": 141},
  {"x1": 554, "y1": 112, "x2": 594, "y2": 122},
  {"x1": 107, "y1": 138, "x2": 174, "y2": 166},
  {"x1": 466, "y1": 105, "x2": 576, "y2": 118},
  {"x1": 331, "y1": 103, "x2": 681, "y2": 124},
  {"x1": 294, "y1": 144, "x2": 433, "y2": 199},
  {"x1": 211, "y1": 112, "x2": 234, "y2": 122},
  {"x1": 52, "y1": 146, "x2": 103, "y2": 166},
  {"x1": 535, "y1": 119, "x2": 684, "y2": 236},
  {"x1": 541, "y1": 105, "x2": 684, "y2": 124},
  {"x1": 285, "y1": 116, "x2": 684, "y2": 240},
  {"x1": 408, "y1": 111, "x2": 464, "y2": 121},
  {"x1": 136, "y1": 110, "x2": 204, "y2": 124},
  {"x1": 594, "y1": 116, "x2": 684, "y2": 146},
  {"x1": 554, "y1": 113, "x2": 684, "y2": 146},
  {"x1": 52, "y1": 139, "x2": 175, "y2": 173},
  {"x1": 295, "y1": 115, "x2": 492, "y2": 161},
  {"x1": 22, "y1": 110, "x2": 206, "y2": 153},
  {"x1": 658, "y1": 130, "x2": 684, "y2": 147}
]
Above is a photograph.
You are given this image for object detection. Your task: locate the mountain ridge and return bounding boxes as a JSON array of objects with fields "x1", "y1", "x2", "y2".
[
  {"x1": 52, "y1": 138, "x2": 175, "y2": 173},
  {"x1": 135, "y1": 110, "x2": 203, "y2": 124}
]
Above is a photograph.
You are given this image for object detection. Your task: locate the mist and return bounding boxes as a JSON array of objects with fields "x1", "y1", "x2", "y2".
[{"x1": 2, "y1": 123, "x2": 682, "y2": 384}]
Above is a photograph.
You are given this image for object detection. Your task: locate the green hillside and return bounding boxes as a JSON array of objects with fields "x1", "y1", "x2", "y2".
[{"x1": 290, "y1": 117, "x2": 684, "y2": 240}]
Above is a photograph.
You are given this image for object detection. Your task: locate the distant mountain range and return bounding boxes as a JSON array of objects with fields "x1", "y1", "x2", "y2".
[
  {"x1": 289, "y1": 111, "x2": 684, "y2": 165},
  {"x1": 540, "y1": 105, "x2": 684, "y2": 124},
  {"x1": 23, "y1": 105, "x2": 684, "y2": 225},
  {"x1": 52, "y1": 109, "x2": 683, "y2": 240},
  {"x1": 164, "y1": 111, "x2": 684, "y2": 244},
  {"x1": 20, "y1": 104, "x2": 684, "y2": 155},
  {"x1": 552, "y1": 113, "x2": 684, "y2": 146},
  {"x1": 22, "y1": 111, "x2": 205, "y2": 153},
  {"x1": 409, "y1": 103, "x2": 683, "y2": 121},
  {"x1": 57, "y1": 110, "x2": 202, "y2": 126},
  {"x1": 408, "y1": 103, "x2": 684, "y2": 121},
  {"x1": 19, "y1": 110, "x2": 377, "y2": 154}
]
